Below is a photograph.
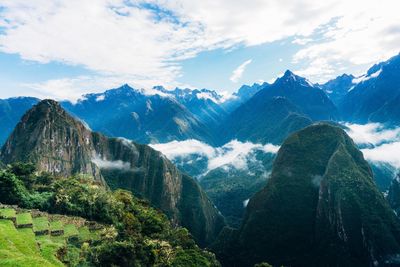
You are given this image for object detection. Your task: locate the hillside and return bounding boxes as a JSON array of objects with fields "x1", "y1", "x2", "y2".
[
  {"x1": 0, "y1": 99, "x2": 225, "y2": 246},
  {"x1": 0, "y1": 164, "x2": 221, "y2": 266},
  {"x1": 319, "y1": 74, "x2": 355, "y2": 105},
  {"x1": 220, "y1": 95, "x2": 312, "y2": 144},
  {"x1": 0, "y1": 205, "x2": 103, "y2": 266},
  {"x1": 213, "y1": 124, "x2": 400, "y2": 266},
  {"x1": 219, "y1": 70, "x2": 338, "y2": 145}
]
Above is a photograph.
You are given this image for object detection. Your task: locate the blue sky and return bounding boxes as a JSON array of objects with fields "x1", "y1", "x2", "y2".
[{"x1": 0, "y1": 1, "x2": 399, "y2": 101}]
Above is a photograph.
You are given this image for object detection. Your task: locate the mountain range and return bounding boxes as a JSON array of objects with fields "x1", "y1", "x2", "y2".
[
  {"x1": 1, "y1": 52, "x2": 400, "y2": 266},
  {"x1": 1, "y1": 54, "x2": 400, "y2": 148}
]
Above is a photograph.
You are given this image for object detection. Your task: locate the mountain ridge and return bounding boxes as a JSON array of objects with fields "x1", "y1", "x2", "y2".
[
  {"x1": 213, "y1": 123, "x2": 400, "y2": 266},
  {"x1": 0, "y1": 99, "x2": 225, "y2": 246}
]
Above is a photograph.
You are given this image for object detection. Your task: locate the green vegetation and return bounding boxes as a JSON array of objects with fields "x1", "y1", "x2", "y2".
[
  {"x1": 200, "y1": 151, "x2": 274, "y2": 227},
  {"x1": 49, "y1": 221, "x2": 63, "y2": 232},
  {"x1": 63, "y1": 224, "x2": 78, "y2": 237},
  {"x1": 1, "y1": 99, "x2": 225, "y2": 247},
  {"x1": 0, "y1": 208, "x2": 16, "y2": 219},
  {"x1": 33, "y1": 217, "x2": 49, "y2": 233},
  {"x1": 214, "y1": 124, "x2": 400, "y2": 267},
  {"x1": 0, "y1": 219, "x2": 58, "y2": 267},
  {"x1": 16, "y1": 212, "x2": 32, "y2": 226},
  {"x1": 0, "y1": 163, "x2": 221, "y2": 266}
]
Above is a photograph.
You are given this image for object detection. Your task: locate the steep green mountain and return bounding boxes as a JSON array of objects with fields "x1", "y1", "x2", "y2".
[
  {"x1": 0, "y1": 99, "x2": 104, "y2": 183},
  {"x1": 214, "y1": 124, "x2": 400, "y2": 267},
  {"x1": 0, "y1": 97, "x2": 39, "y2": 145},
  {"x1": 0, "y1": 99, "x2": 225, "y2": 246},
  {"x1": 62, "y1": 84, "x2": 216, "y2": 144}
]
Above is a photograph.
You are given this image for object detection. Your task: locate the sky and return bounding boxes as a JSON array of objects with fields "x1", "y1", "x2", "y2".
[{"x1": 0, "y1": 0, "x2": 399, "y2": 101}]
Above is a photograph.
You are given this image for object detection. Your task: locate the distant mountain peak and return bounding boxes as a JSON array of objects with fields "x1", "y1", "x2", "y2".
[
  {"x1": 283, "y1": 69, "x2": 296, "y2": 78},
  {"x1": 277, "y1": 70, "x2": 314, "y2": 88}
]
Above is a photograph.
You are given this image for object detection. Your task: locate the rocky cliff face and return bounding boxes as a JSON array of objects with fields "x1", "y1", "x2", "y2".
[
  {"x1": 387, "y1": 174, "x2": 400, "y2": 216},
  {"x1": 214, "y1": 124, "x2": 400, "y2": 266},
  {"x1": 0, "y1": 99, "x2": 103, "y2": 183},
  {"x1": 0, "y1": 100, "x2": 225, "y2": 246}
]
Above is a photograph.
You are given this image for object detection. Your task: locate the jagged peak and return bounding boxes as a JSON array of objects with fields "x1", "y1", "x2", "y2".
[
  {"x1": 32, "y1": 99, "x2": 64, "y2": 114},
  {"x1": 275, "y1": 70, "x2": 314, "y2": 88},
  {"x1": 283, "y1": 69, "x2": 295, "y2": 78},
  {"x1": 37, "y1": 99, "x2": 60, "y2": 107}
]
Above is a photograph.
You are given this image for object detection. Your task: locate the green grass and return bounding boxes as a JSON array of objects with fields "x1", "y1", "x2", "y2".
[
  {"x1": 0, "y1": 208, "x2": 16, "y2": 219},
  {"x1": 50, "y1": 221, "x2": 63, "y2": 232},
  {"x1": 0, "y1": 210, "x2": 102, "y2": 266},
  {"x1": 16, "y1": 212, "x2": 33, "y2": 226},
  {"x1": 33, "y1": 217, "x2": 49, "y2": 232},
  {"x1": 78, "y1": 226, "x2": 99, "y2": 241},
  {"x1": 0, "y1": 219, "x2": 56, "y2": 267},
  {"x1": 35, "y1": 236, "x2": 64, "y2": 266},
  {"x1": 64, "y1": 224, "x2": 79, "y2": 237}
]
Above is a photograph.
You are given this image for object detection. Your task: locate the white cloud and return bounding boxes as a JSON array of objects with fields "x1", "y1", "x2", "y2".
[
  {"x1": 92, "y1": 155, "x2": 131, "y2": 171},
  {"x1": 150, "y1": 139, "x2": 216, "y2": 159},
  {"x1": 362, "y1": 142, "x2": 400, "y2": 169},
  {"x1": 344, "y1": 122, "x2": 400, "y2": 146},
  {"x1": 292, "y1": 38, "x2": 312, "y2": 45},
  {"x1": 0, "y1": 0, "x2": 398, "y2": 90},
  {"x1": 344, "y1": 122, "x2": 400, "y2": 169},
  {"x1": 293, "y1": 0, "x2": 400, "y2": 82},
  {"x1": 150, "y1": 139, "x2": 279, "y2": 174},
  {"x1": 230, "y1": 59, "x2": 252, "y2": 83}
]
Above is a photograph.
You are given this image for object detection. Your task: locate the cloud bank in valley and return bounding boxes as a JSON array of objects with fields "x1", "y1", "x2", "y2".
[
  {"x1": 345, "y1": 122, "x2": 400, "y2": 168},
  {"x1": 150, "y1": 139, "x2": 279, "y2": 175}
]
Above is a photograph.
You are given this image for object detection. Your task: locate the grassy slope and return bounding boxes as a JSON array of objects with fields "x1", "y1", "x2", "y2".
[
  {"x1": 0, "y1": 219, "x2": 56, "y2": 267},
  {"x1": 0, "y1": 207, "x2": 102, "y2": 267}
]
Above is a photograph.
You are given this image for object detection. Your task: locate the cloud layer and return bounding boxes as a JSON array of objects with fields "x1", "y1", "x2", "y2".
[
  {"x1": 345, "y1": 123, "x2": 400, "y2": 146},
  {"x1": 345, "y1": 123, "x2": 400, "y2": 168},
  {"x1": 150, "y1": 139, "x2": 279, "y2": 175}
]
